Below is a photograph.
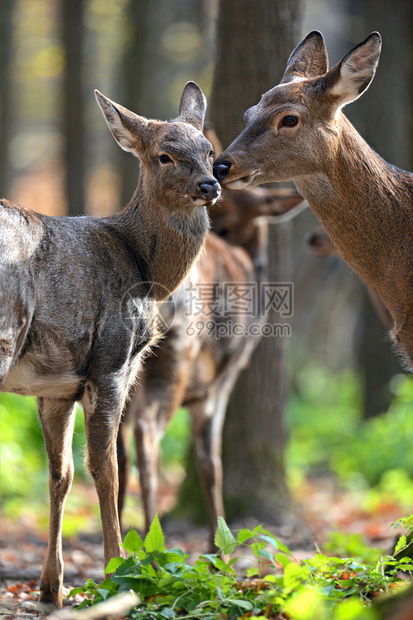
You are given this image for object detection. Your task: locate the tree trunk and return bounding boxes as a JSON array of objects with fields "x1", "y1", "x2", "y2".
[
  {"x1": 118, "y1": 0, "x2": 152, "y2": 206},
  {"x1": 210, "y1": 0, "x2": 303, "y2": 527},
  {"x1": 0, "y1": 0, "x2": 14, "y2": 197},
  {"x1": 209, "y1": 0, "x2": 302, "y2": 148},
  {"x1": 61, "y1": 0, "x2": 85, "y2": 216},
  {"x1": 223, "y1": 221, "x2": 295, "y2": 525}
]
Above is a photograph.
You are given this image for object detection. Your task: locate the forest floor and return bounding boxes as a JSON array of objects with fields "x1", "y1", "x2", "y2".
[{"x1": 0, "y1": 474, "x2": 406, "y2": 619}]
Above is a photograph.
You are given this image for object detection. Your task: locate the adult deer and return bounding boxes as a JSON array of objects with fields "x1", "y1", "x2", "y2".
[
  {"x1": 0, "y1": 82, "x2": 219, "y2": 607},
  {"x1": 214, "y1": 31, "x2": 413, "y2": 367},
  {"x1": 117, "y1": 181, "x2": 304, "y2": 550}
]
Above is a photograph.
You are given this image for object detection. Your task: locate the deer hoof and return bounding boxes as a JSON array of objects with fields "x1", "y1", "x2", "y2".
[{"x1": 39, "y1": 581, "x2": 63, "y2": 609}]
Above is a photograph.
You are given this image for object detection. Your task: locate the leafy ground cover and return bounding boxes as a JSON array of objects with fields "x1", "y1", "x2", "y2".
[
  {"x1": 68, "y1": 515, "x2": 412, "y2": 620},
  {"x1": 1, "y1": 368, "x2": 412, "y2": 617}
]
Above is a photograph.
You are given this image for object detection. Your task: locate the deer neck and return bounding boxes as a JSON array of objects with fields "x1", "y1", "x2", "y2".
[
  {"x1": 112, "y1": 180, "x2": 209, "y2": 299},
  {"x1": 295, "y1": 115, "x2": 413, "y2": 320}
]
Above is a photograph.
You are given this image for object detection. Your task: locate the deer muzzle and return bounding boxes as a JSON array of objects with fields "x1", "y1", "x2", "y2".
[{"x1": 214, "y1": 156, "x2": 261, "y2": 190}]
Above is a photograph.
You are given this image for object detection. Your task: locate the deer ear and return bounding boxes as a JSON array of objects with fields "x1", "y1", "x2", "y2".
[
  {"x1": 322, "y1": 32, "x2": 382, "y2": 112},
  {"x1": 178, "y1": 82, "x2": 207, "y2": 131},
  {"x1": 94, "y1": 90, "x2": 148, "y2": 154},
  {"x1": 281, "y1": 31, "x2": 328, "y2": 84}
]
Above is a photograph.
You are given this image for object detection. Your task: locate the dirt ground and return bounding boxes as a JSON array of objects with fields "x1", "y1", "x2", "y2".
[{"x1": 0, "y1": 475, "x2": 406, "y2": 618}]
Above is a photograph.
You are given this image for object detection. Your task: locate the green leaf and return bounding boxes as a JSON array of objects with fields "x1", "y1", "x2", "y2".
[
  {"x1": 123, "y1": 529, "x2": 144, "y2": 554},
  {"x1": 259, "y1": 534, "x2": 292, "y2": 555},
  {"x1": 258, "y1": 549, "x2": 276, "y2": 565},
  {"x1": 251, "y1": 540, "x2": 266, "y2": 558},
  {"x1": 237, "y1": 529, "x2": 253, "y2": 544},
  {"x1": 105, "y1": 556, "x2": 125, "y2": 574},
  {"x1": 96, "y1": 588, "x2": 110, "y2": 600},
  {"x1": 145, "y1": 514, "x2": 165, "y2": 553},
  {"x1": 166, "y1": 547, "x2": 187, "y2": 557},
  {"x1": 67, "y1": 586, "x2": 87, "y2": 598},
  {"x1": 246, "y1": 567, "x2": 259, "y2": 578},
  {"x1": 214, "y1": 517, "x2": 236, "y2": 554},
  {"x1": 214, "y1": 556, "x2": 237, "y2": 574},
  {"x1": 160, "y1": 608, "x2": 176, "y2": 619},
  {"x1": 394, "y1": 535, "x2": 407, "y2": 554},
  {"x1": 276, "y1": 552, "x2": 292, "y2": 568},
  {"x1": 227, "y1": 599, "x2": 253, "y2": 611}
]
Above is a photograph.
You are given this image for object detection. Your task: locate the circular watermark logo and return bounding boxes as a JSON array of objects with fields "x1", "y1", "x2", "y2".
[{"x1": 120, "y1": 281, "x2": 176, "y2": 336}]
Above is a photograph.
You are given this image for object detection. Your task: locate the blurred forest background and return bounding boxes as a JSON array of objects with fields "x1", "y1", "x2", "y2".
[{"x1": 0, "y1": 0, "x2": 412, "y2": 542}]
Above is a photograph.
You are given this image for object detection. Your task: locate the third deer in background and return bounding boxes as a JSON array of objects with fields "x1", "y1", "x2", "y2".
[{"x1": 117, "y1": 177, "x2": 304, "y2": 549}]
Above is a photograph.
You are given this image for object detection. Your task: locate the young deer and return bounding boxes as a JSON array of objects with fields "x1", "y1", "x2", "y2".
[
  {"x1": 214, "y1": 31, "x2": 413, "y2": 368},
  {"x1": 117, "y1": 182, "x2": 304, "y2": 549},
  {"x1": 0, "y1": 82, "x2": 219, "y2": 607}
]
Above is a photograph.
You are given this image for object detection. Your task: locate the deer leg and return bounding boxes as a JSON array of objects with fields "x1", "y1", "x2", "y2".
[
  {"x1": 82, "y1": 386, "x2": 124, "y2": 573},
  {"x1": 132, "y1": 356, "x2": 189, "y2": 533},
  {"x1": 134, "y1": 407, "x2": 162, "y2": 533},
  {"x1": 190, "y1": 388, "x2": 230, "y2": 551},
  {"x1": 38, "y1": 397, "x2": 76, "y2": 608},
  {"x1": 117, "y1": 425, "x2": 129, "y2": 525}
]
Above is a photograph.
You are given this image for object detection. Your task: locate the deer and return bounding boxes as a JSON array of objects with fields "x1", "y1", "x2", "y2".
[
  {"x1": 117, "y1": 155, "x2": 305, "y2": 549},
  {"x1": 214, "y1": 31, "x2": 413, "y2": 369},
  {"x1": 0, "y1": 81, "x2": 220, "y2": 608}
]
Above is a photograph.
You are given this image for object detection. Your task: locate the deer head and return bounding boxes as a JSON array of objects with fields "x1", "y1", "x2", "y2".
[
  {"x1": 96, "y1": 82, "x2": 221, "y2": 209},
  {"x1": 214, "y1": 31, "x2": 382, "y2": 189}
]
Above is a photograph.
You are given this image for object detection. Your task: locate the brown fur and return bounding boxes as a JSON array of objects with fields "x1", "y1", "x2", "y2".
[
  {"x1": 214, "y1": 31, "x2": 413, "y2": 368},
  {"x1": 0, "y1": 82, "x2": 218, "y2": 608}
]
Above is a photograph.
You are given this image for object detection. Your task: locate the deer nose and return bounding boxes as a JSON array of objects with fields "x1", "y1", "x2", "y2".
[
  {"x1": 213, "y1": 162, "x2": 231, "y2": 183},
  {"x1": 198, "y1": 179, "x2": 220, "y2": 200}
]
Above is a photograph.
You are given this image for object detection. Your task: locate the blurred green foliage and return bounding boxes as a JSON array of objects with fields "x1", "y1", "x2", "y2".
[
  {"x1": 160, "y1": 407, "x2": 191, "y2": 467},
  {"x1": 0, "y1": 394, "x2": 87, "y2": 517},
  {"x1": 323, "y1": 530, "x2": 381, "y2": 565},
  {"x1": 287, "y1": 366, "x2": 362, "y2": 476},
  {"x1": 287, "y1": 367, "x2": 413, "y2": 510}
]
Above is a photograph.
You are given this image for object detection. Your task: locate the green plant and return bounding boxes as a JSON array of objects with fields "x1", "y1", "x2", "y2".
[
  {"x1": 69, "y1": 514, "x2": 413, "y2": 619},
  {"x1": 287, "y1": 368, "x2": 413, "y2": 497}
]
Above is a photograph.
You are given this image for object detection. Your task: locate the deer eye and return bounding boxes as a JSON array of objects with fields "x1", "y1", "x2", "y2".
[
  {"x1": 209, "y1": 150, "x2": 215, "y2": 159},
  {"x1": 159, "y1": 154, "x2": 173, "y2": 164},
  {"x1": 281, "y1": 115, "x2": 299, "y2": 127}
]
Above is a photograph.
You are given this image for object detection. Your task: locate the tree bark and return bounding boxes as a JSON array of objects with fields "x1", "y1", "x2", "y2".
[
  {"x1": 209, "y1": 0, "x2": 302, "y2": 148},
  {"x1": 61, "y1": 0, "x2": 85, "y2": 216},
  {"x1": 0, "y1": 0, "x2": 14, "y2": 197},
  {"x1": 210, "y1": 0, "x2": 303, "y2": 527},
  {"x1": 118, "y1": 0, "x2": 152, "y2": 206},
  {"x1": 222, "y1": 221, "x2": 295, "y2": 524}
]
